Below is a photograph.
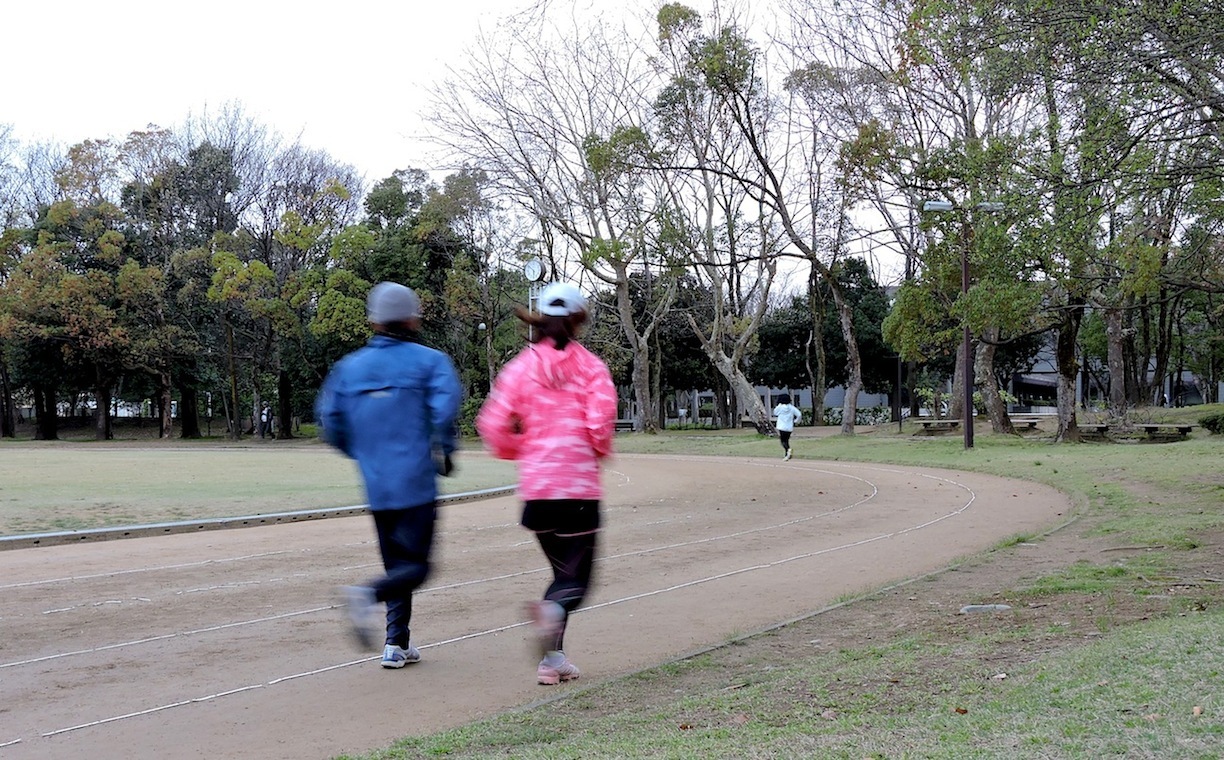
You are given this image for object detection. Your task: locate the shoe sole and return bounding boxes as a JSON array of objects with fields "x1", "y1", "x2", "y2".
[
  {"x1": 537, "y1": 670, "x2": 579, "y2": 685},
  {"x1": 381, "y1": 657, "x2": 419, "y2": 669}
]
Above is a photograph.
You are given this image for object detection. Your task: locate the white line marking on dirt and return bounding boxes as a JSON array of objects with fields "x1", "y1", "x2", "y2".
[
  {"x1": 0, "y1": 551, "x2": 295, "y2": 590},
  {"x1": 1, "y1": 462, "x2": 897, "y2": 675},
  {"x1": 33, "y1": 468, "x2": 976, "y2": 739},
  {"x1": 0, "y1": 607, "x2": 332, "y2": 670}
]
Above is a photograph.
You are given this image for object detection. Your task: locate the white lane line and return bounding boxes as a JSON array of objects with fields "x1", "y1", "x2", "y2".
[
  {"x1": 0, "y1": 738, "x2": 21, "y2": 748},
  {"x1": 0, "y1": 464, "x2": 890, "y2": 671},
  {"x1": 40, "y1": 684, "x2": 267, "y2": 738},
  {"x1": 0, "y1": 607, "x2": 332, "y2": 671},
  {"x1": 3, "y1": 498, "x2": 662, "y2": 591},
  {"x1": 0, "y1": 466, "x2": 879, "y2": 669},
  {"x1": 33, "y1": 473, "x2": 977, "y2": 739},
  {"x1": 0, "y1": 550, "x2": 297, "y2": 590}
]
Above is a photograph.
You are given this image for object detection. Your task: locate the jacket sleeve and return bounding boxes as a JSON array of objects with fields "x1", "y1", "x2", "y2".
[
  {"x1": 585, "y1": 355, "x2": 618, "y2": 459},
  {"x1": 429, "y1": 352, "x2": 463, "y2": 457},
  {"x1": 475, "y1": 359, "x2": 523, "y2": 460},
  {"x1": 315, "y1": 366, "x2": 351, "y2": 457}
]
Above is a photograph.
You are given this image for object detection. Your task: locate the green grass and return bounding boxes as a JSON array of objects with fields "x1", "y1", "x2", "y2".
[
  {"x1": 349, "y1": 610, "x2": 1223, "y2": 759},
  {"x1": 331, "y1": 406, "x2": 1224, "y2": 759},
  {"x1": 6, "y1": 405, "x2": 1223, "y2": 758},
  {"x1": 0, "y1": 443, "x2": 517, "y2": 535}
]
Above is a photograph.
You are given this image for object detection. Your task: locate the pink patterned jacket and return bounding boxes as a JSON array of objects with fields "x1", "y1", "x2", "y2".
[{"x1": 476, "y1": 338, "x2": 617, "y2": 501}]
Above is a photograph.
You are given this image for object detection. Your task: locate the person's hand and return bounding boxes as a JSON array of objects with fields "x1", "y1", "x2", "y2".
[{"x1": 434, "y1": 452, "x2": 455, "y2": 477}]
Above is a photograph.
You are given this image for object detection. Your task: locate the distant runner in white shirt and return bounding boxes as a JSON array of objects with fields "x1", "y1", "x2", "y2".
[{"x1": 772, "y1": 395, "x2": 803, "y2": 461}]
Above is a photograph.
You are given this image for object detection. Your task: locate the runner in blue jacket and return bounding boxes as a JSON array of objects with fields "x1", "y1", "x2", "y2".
[{"x1": 316, "y1": 282, "x2": 461, "y2": 668}]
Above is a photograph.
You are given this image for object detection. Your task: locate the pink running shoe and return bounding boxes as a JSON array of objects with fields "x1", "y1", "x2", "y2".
[{"x1": 537, "y1": 657, "x2": 580, "y2": 685}]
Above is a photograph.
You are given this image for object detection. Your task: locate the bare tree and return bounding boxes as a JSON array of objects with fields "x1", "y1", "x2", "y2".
[{"x1": 431, "y1": 12, "x2": 678, "y2": 431}]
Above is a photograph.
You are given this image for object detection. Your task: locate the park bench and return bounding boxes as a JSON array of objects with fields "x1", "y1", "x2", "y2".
[
  {"x1": 916, "y1": 419, "x2": 961, "y2": 435},
  {"x1": 1138, "y1": 423, "x2": 1194, "y2": 441},
  {"x1": 614, "y1": 419, "x2": 636, "y2": 432},
  {"x1": 1080, "y1": 423, "x2": 1111, "y2": 441},
  {"x1": 1009, "y1": 417, "x2": 1042, "y2": 431}
]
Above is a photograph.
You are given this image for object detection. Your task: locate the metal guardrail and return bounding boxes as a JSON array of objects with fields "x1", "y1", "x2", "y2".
[{"x1": 0, "y1": 486, "x2": 517, "y2": 551}]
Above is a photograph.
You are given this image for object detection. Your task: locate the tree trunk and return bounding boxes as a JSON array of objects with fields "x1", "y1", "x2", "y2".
[
  {"x1": 157, "y1": 370, "x2": 174, "y2": 439},
  {"x1": 1054, "y1": 305, "x2": 1083, "y2": 442},
  {"x1": 1104, "y1": 306, "x2": 1128, "y2": 419},
  {"x1": 709, "y1": 349, "x2": 771, "y2": 432},
  {"x1": 907, "y1": 361, "x2": 920, "y2": 418},
  {"x1": 949, "y1": 339, "x2": 969, "y2": 421},
  {"x1": 94, "y1": 382, "x2": 113, "y2": 441},
  {"x1": 830, "y1": 286, "x2": 862, "y2": 435},
  {"x1": 34, "y1": 383, "x2": 58, "y2": 440},
  {"x1": 615, "y1": 274, "x2": 658, "y2": 434},
  {"x1": 484, "y1": 319, "x2": 496, "y2": 396},
  {"x1": 807, "y1": 283, "x2": 827, "y2": 426},
  {"x1": 178, "y1": 381, "x2": 202, "y2": 439},
  {"x1": 277, "y1": 367, "x2": 294, "y2": 440},
  {"x1": 806, "y1": 328, "x2": 826, "y2": 427},
  {"x1": 226, "y1": 318, "x2": 242, "y2": 440},
  {"x1": 975, "y1": 327, "x2": 1012, "y2": 434},
  {"x1": 629, "y1": 335, "x2": 654, "y2": 433},
  {"x1": 714, "y1": 377, "x2": 730, "y2": 428},
  {"x1": 0, "y1": 354, "x2": 15, "y2": 438}
]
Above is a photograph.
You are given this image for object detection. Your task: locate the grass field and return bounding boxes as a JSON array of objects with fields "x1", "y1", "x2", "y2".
[
  {"x1": 6, "y1": 406, "x2": 1223, "y2": 758},
  {"x1": 0, "y1": 441, "x2": 517, "y2": 535},
  {"x1": 350, "y1": 405, "x2": 1224, "y2": 759}
]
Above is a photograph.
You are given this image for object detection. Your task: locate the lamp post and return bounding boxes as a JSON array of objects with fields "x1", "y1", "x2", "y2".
[{"x1": 920, "y1": 200, "x2": 1001, "y2": 450}]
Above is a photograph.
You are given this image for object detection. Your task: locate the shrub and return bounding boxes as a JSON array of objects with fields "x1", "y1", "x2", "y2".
[
  {"x1": 823, "y1": 405, "x2": 894, "y2": 426},
  {"x1": 459, "y1": 395, "x2": 485, "y2": 437},
  {"x1": 1199, "y1": 412, "x2": 1224, "y2": 435}
]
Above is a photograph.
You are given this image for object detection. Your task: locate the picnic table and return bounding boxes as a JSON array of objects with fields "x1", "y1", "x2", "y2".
[
  {"x1": 1138, "y1": 423, "x2": 1194, "y2": 440},
  {"x1": 916, "y1": 419, "x2": 961, "y2": 435},
  {"x1": 1009, "y1": 417, "x2": 1042, "y2": 431}
]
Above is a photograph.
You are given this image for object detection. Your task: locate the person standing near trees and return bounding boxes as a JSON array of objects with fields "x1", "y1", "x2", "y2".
[
  {"x1": 475, "y1": 282, "x2": 617, "y2": 686},
  {"x1": 773, "y1": 394, "x2": 803, "y2": 461},
  {"x1": 316, "y1": 282, "x2": 461, "y2": 669}
]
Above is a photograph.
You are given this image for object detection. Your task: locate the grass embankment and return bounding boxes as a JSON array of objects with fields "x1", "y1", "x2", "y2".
[{"x1": 344, "y1": 405, "x2": 1224, "y2": 759}]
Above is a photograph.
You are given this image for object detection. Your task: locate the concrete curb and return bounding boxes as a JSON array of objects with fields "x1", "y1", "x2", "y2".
[{"x1": 0, "y1": 486, "x2": 516, "y2": 551}]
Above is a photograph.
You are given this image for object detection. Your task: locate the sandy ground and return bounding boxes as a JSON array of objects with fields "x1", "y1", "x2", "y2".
[{"x1": 0, "y1": 452, "x2": 1071, "y2": 760}]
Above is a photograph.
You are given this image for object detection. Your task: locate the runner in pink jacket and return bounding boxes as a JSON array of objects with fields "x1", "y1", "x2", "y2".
[{"x1": 476, "y1": 281, "x2": 617, "y2": 686}]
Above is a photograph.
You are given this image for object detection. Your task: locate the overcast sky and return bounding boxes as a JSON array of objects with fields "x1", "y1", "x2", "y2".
[{"x1": 2, "y1": 0, "x2": 742, "y2": 182}]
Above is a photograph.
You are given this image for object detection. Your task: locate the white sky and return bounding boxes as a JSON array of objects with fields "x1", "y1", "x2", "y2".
[
  {"x1": 1, "y1": 1, "x2": 580, "y2": 180},
  {"x1": 1, "y1": 0, "x2": 733, "y2": 182},
  {"x1": 2, "y1": 0, "x2": 902, "y2": 284}
]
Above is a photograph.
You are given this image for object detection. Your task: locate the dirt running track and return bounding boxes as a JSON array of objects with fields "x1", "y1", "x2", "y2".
[{"x1": 0, "y1": 453, "x2": 1071, "y2": 760}]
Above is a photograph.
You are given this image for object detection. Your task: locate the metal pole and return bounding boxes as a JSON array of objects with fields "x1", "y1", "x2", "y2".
[
  {"x1": 896, "y1": 356, "x2": 903, "y2": 433},
  {"x1": 962, "y1": 236, "x2": 974, "y2": 449}
]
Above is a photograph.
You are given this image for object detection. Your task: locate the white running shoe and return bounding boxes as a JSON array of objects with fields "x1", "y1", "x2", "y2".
[
  {"x1": 784, "y1": 448, "x2": 792, "y2": 461},
  {"x1": 381, "y1": 643, "x2": 421, "y2": 668}
]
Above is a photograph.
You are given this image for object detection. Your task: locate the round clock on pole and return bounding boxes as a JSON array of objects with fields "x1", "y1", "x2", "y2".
[{"x1": 523, "y1": 259, "x2": 545, "y2": 283}]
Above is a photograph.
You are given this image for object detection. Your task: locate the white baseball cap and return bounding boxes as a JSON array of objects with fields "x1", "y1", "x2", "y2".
[{"x1": 538, "y1": 282, "x2": 588, "y2": 316}]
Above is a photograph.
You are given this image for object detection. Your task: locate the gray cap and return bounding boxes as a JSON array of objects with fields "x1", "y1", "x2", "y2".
[
  {"x1": 367, "y1": 282, "x2": 421, "y2": 323},
  {"x1": 538, "y1": 282, "x2": 588, "y2": 316}
]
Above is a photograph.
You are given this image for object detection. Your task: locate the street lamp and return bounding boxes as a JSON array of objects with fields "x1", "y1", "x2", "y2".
[{"x1": 921, "y1": 199, "x2": 1000, "y2": 450}]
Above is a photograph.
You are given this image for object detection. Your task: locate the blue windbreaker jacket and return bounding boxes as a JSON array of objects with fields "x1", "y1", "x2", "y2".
[{"x1": 316, "y1": 335, "x2": 461, "y2": 511}]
